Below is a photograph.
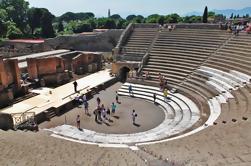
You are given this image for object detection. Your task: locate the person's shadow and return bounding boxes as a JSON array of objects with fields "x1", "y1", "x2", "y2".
[
  {"x1": 78, "y1": 128, "x2": 83, "y2": 131},
  {"x1": 112, "y1": 116, "x2": 120, "y2": 119},
  {"x1": 133, "y1": 123, "x2": 141, "y2": 127},
  {"x1": 95, "y1": 118, "x2": 102, "y2": 124}
]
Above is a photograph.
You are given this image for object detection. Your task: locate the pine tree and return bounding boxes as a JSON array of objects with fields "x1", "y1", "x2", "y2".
[
  {"x1": 230, "y1": 13, "x2": 234, "y2": 19},
  {"x1": 202, "y1": 6, "x2": 208, "y2": 23}
]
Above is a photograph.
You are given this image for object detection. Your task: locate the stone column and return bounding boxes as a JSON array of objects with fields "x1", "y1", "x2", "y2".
[
  {"x1": 0, "y1": 56, "x2": 8, "y2": 88},
  {"x1": 27, "y1": 58, "x2": 38, "y2": 79}
]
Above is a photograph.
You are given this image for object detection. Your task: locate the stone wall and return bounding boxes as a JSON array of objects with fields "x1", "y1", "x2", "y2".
[
  {"x1": 27, "y1": 56, "x2": 69, "y2": 86},
  {"x1": 0, "y1": 57, "x2": 21, "y2": 108},
  {"x1": 0, "y1": 57, "x2": 21, "y2": 89},
  {"x1": 45, "y1": 29, "x2": 123, "y2": 52},
  {"x1": 27, "y1": 57, "x2": 65, "y2": 80},
  {"x1": 71, "y1": 52, "x2": 102, "y2": 74}
]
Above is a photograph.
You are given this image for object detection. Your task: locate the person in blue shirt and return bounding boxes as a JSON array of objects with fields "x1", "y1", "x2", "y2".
[{"x1": 111, "y1": 102, "x2": 117, "y2": 114}]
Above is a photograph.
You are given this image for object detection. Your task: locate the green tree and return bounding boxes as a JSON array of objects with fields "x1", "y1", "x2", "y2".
[
  {"x1": 126, "y1": 15, "x2": 136, "y2": 21},
  {"x1": 183, "y1": 15, "x2": 202, "y2": 23},
  {"x1": 59, "y1": 12, "x2": 95, "y2": 22},
  {"x1": 131, "y1": 15, "x2": 144, "y2": 23},
  {"x1": 96, "y1": 18, "x2": 116, "y2": 29},
  {"x1": 86, "y1": 18, "x2": 97, "y2": 29},
  {"x1": 0, "y1": 9, "x2": 8, "y2": 37},
  {"x1": 75, "y1": 12, "x2": 94, "y2": 20},
  {"x1": 158, "y1": 16, "x2": 165, "y2": 25},
  {"x1": 202, "y1": 6, "x2": 208, "y2": 23},
  {"x1": 146, "y1": 14, "x2": 160, "y2": 23},
  {"x1": 110, "y1": 14, "x2": 122, "y2": 20},
  {"x1": 230, "y1": 13, "x2": 234, "y2": 19},
  {"x1": 40, "y1": 9, "x2": 55, "y2": 38},
  {"x1": 6, "y1": 21, "x2": 23, "y2": 39},
  {"x1": 59, "y1": 12, "x2": 77, "y2": 22},
  {"x1": 27, "y1": 8, "x2": 43, "y2": 34},
  {"x1": 0, "y1": 0, "x2": 29, "y2": 32},
  {"x1": 165, "y1": 13, "x2": 181, "y2": 23},
  {"x1": 104, "y1": 19, "x2": 116, "y2": 29},
  {"x1": 116, "y1": 19, "x2": 127, "y2": 29},
  {"x1": 208, "y1": 11, "x2": 215, "y2": 17},
  {"x1": 57, "y1": 21, "x2": 64, "y2": 32},
  {"x1": 73, "y1": 22, "x2": 93, "y2": 33}
]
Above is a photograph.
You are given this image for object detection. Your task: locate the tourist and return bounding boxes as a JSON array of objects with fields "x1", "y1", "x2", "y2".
[
  {"x1": 145, "y1": 71, "x2": 150, "y2": 80},
  {"x1": 129, "y1": 84, "x2": 133, "y2": 96},
  {"x1": 153, "y1": 93, "x2": 156, "y2": 103},
  {"x1": 115, "y1": 91, "x2": 119, "y2": 103},
  {"x1": 76, "y1": 115, "x2": 80, "y2": 129},
  {"x1": 94, "y1": 106, "x2": 100, "y2": 122},
  {"x1": 97, "y1": 97, "x2": 101, "y2": 106},
  {"x1": 164, "y1": 77, "x2": 168, "y2": 89},
  {"x1": 106, "y1": 107, "x2": 111, "y2": 120},
  {"x1": 158, "y1": 73, "x2": 162, "y2": 81},
  {"x1": 83, "y1": 94, "x2": 87, "y2": 103},
  {"x1": 73, "y1": 81, "x2": 78, "y2": 93},
  {"x1": 74, "y1": 95, "x2": 82, "y2": 106},
  {"x1": 163, "y1": 88, "x2": 168, "y2": 102},
  {"x1": 111, "y1": 102, "x2": 117, "y2": 114},
  {"x1": 132, "y1": 110, "x2": 137, "y2": 124},
  {"x1": 101, "y1": 106, "x2": 107, "y2": 122},
  {"x1": 97, "y1": 108, "x2": 102, "y2": 122},
  {"x1": 84, "y1": 101, "x2": 89, "y2": 114}
]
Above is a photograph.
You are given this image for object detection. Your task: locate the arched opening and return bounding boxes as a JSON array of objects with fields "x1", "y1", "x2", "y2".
[{"x1": 119, "y1": 66, "x2": 130, "y2": 82}]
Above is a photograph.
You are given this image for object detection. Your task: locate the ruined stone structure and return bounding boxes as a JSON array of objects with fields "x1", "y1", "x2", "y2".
[
  {"x1": 0, "y1": 29, "x2": 122, "y2": 58},
  {"x1": 27, "y1": 57, "x2": 69, "y2": 86},
  {"x1": 72, "y1": 52, "x2": 102, "y2": 74},
  {"x1": 26, "y1": 51, "x2": 102, "y2": 86},
  {"x1": 0, "y1": 56, "x2": 21, "y2": 108}
]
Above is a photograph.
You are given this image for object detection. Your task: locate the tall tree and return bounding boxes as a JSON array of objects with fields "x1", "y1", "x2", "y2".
[
  {"x1": 110, "y1": 14, "x2": 122, "y2": 20},
  {"x1": 158, "y1": 16, "x2": 165, "y2": 25},
  {"x1": 0, "y1": 9, "x2": 8, "y2": 37},
  {"x1": 230, "y1": 13, "x2": 234, "y2": 19},
  {"x1": 57, "y1": 21, "x2": 64, "y2": 32},
  {"x1": 202, "y1": 6, "x2": 208, "y2": 23},
  {"x1": 40, "y1": 9, "x2": 55, "y2": 38},
  {"x1": 27, "y1": 8, "x2": 43, "y2": 34},
  {"x1": 146, "y1": 14, "x2": 160, "y2": 23},
  {"x1": 126, "y1": 15, "x2": 136, "y2": 21},
  {"x1": 0, "y1": 0, "x2": 29, "y2": 32}
]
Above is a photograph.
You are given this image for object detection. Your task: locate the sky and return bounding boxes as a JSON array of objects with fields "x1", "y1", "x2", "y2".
[{"x1": 26, "y1": 0, "x2": 251, "y2": 18}]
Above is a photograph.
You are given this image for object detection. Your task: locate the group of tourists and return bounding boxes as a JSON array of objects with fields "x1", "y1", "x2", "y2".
[
  {"x1": 75, "y1": 94, "x2": 118, "y2": 129},
  {"x1": 93, "y1": 97, "x2": 117, "y2": 123},
  {"x1": 224, "y1": 22, "x2": 251, "y2": 35},
  {"x1": 73, "y1": 79, "x2": 139, "y2": 130},
  {"x1": 159, "y1": 24, "x2": 176, "y2": 32}
]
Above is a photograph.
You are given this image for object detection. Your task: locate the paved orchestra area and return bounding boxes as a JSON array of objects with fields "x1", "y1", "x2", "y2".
[{"x1": 40, "y1": 82, "x2": 165, "y2": 134}]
